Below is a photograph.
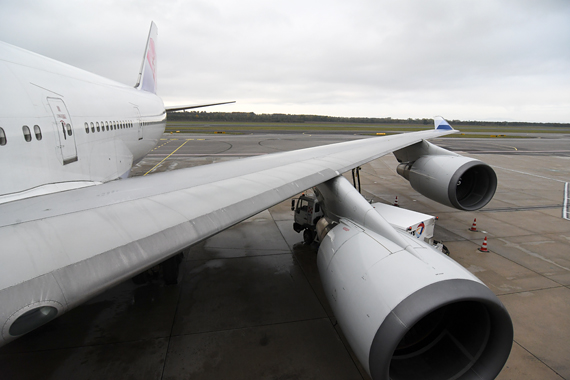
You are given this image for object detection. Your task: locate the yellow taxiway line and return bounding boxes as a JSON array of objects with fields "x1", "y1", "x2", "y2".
[{"x1": 143, "y1": 139, "x2": 191, "y2": 176}]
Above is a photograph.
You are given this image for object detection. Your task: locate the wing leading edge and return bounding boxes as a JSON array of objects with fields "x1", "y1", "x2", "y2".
[{"x1": 0, "y1": 127, "x2": 455, "y2": 346}]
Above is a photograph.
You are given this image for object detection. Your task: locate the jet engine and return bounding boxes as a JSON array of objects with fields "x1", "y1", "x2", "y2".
[
  {"x1": 314, "y1": 176, "x2": 512, "y2": 380},
  {"x1": 318, "y1": 221, "x2": 512, "y2": 380},
  {"x1": 397, "y1": 155, "x2": 497, "y2": 211}
]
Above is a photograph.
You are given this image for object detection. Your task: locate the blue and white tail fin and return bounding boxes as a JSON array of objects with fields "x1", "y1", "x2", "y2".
[
  {"x1": 434, "y1": 116, "x2": 454, "y2": 130},
  {"x1": 135, "y1": 22, "x2": 158, "y2": 94}
]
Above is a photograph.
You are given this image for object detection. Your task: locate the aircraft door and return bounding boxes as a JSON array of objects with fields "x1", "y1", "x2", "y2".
[
  {"x1": 47, "y1": 98, "x2": 78, "y2": 165},
  {"x1": 133, "y1": 106, "x2": 143, "y2": 140}
]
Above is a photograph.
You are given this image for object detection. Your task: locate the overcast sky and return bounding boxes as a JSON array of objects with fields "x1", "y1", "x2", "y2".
[{"x1": 1, "y1": 0, "x2": 569, "y2": 122}]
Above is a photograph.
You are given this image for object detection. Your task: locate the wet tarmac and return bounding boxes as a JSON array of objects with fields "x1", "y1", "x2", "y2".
[{"x1": 0, "y1": 133, "x2": 569, "y2": 379}]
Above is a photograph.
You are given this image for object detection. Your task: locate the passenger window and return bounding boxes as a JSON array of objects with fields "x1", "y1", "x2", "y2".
[
  {"x1": 105, "y1": 121, "x2": 109, "y2": 131},
  {"x1": 66, "y1": 124, "x2": 72, "y2": 136},
  {"x1": 96, "y1": 122, "x2": 100, "y2": 132},
  {"x1": 22, "y1": 125, "x2": 32, "y2": 142},
  {"x1": 85, "y1": 122, "x2": 89, "y2": 133},
  {"x1": 0, "y1": 127, "x2": 6, "y2": 146},
  {"x1": 113, "y1": 121, "x2": 116, "y2": 130},
  {"x1": 91, "y1": 122, "x2": 95, "y2": 133},
  {"x1": 34, "y1": 125, "x2": 42, "y2": 140}
]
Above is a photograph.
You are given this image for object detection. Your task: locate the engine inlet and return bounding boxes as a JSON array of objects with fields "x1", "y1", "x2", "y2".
[{"x1": 369, "y1": 279, "x2": 513, "y2": 380}]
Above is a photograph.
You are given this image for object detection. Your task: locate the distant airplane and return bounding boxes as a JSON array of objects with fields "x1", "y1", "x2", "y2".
[{"x1": 0, "y1": 22, "x2": 512, "y2": 379}]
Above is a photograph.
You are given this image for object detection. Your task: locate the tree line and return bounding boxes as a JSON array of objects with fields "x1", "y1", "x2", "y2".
[{"x1": 167, "y1": 111, "x2": 569, "y2": 128}]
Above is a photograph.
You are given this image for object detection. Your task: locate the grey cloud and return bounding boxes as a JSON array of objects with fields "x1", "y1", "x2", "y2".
[{"x1": 1, "y1": 0, "x2": 568, "y2": 122}]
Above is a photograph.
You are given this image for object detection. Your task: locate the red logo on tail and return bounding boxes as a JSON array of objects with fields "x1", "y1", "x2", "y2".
[{"x1": 146, "y1": 38, "x2": 156, "y2": 82}]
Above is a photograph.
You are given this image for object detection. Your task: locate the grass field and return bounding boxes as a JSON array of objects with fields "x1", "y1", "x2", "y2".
[{"x1": 165, "y1": 121, "x2": 570, "y2": 137}]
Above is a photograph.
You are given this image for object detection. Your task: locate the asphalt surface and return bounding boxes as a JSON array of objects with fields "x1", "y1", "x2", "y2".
[{"x1": 1, "y1": 132, "x2": 569, "y2": 380}]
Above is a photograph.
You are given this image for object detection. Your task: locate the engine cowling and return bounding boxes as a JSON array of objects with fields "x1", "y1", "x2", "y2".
[
  {"x1": 397, "y1": 155, "x2": 497, "y2": 211},
  {"x1": 317, "y1": 220, "x2": 513, "y2": 380}
]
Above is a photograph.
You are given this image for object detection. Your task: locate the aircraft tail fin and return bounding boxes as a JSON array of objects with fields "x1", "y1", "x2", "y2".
[
  {"x1": 135, "y1": 22, "x2": 158, "y2": 94},
  {"x1": 434, "y1": 116, "x2": 454, "y2": 130}
]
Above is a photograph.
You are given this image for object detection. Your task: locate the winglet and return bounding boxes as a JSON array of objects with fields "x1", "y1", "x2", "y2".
[
  {"x1": 135, "y1": 22, "x2": 158, "y2": 94},
  {"x1": 434, "y1": 116, "x2": 454, "y2": 130}
]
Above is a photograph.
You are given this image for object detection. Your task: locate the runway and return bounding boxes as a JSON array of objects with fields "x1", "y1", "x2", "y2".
[{"x1": 1, "y1": 133, "x2": 569, "y2": 379}]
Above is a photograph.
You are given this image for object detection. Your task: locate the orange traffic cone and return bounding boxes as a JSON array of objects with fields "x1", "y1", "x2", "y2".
[
  {"x1": 394, "y1": 196, "x2": 399, "y2": 207},
  {"x1": 479, "y1": 236, "x2": 489, "y2": 252},
  {"x1": 469, "y1": 218, "x2": 477, "y2": 231}
]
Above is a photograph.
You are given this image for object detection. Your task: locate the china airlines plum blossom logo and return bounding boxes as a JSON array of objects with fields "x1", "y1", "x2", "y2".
[
  {"x1": 147, "y1": 38, "x2": 156, "y2": 82},
  {"x1": 415, "y1": 222, "x2": 425, "y2": 237}
]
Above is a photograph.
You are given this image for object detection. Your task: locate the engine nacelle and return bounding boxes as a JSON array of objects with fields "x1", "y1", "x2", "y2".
[
  {"x1": 397, "y1": 155, "x2": 497, "y2": 211},
  {"x1": 318, "y1": 220, "x2": 513, "y2": 380}
]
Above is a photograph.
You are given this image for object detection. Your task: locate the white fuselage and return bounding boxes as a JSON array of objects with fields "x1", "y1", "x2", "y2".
[{"x1": 0, "y1": 41, "x2": 166, "y2": 202}]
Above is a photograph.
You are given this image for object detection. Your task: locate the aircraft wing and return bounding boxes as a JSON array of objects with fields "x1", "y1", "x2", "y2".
[{"x1": 0, "y1": 128, "x2": 453, "y2": 345}]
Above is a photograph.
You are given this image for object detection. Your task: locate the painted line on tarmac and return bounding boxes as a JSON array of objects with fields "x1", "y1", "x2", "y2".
[
  {"x1": 143, "y1": 140, "x2": 191, "y2": 176},
  {"x1": 147, "y1": 153, "x2": 265, "y2": 157},
  {"x1": 454, "y1": 146, "x2": 570, "y2": 155},
  {"x1": 482, "y1": 205, "x2": 563, "y2": 212},
  {"x1": 493, "y1": 168, "x2": 570, "y2": 221},
  {"x1": 461, "y1": 150, "x2": 570, "y2": 154},
  {"x1": 562, "y1": 182, "x2": 570, "y2": 220},
  {"x1": 492, "y1": 166, "x2": 568, "y2": 184}
]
